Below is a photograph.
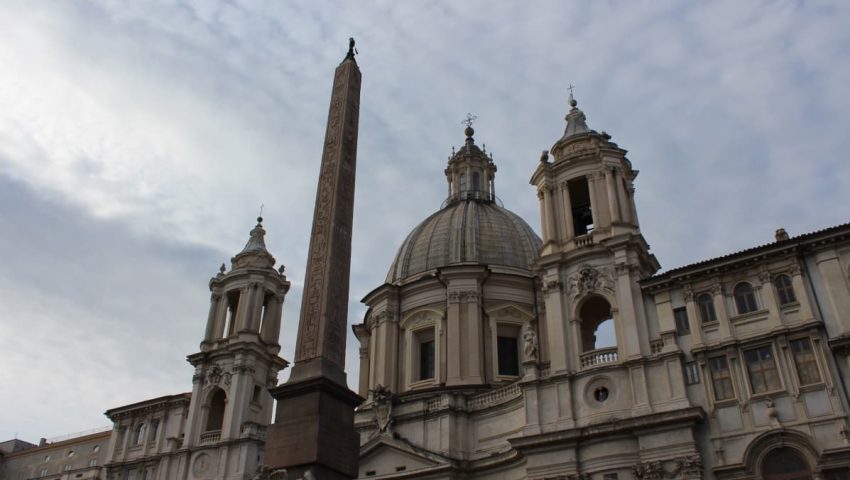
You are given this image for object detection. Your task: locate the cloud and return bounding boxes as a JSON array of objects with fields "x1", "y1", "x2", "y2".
[{"x1": 1, "y1": 0, "x2": 849, "y2": 441}]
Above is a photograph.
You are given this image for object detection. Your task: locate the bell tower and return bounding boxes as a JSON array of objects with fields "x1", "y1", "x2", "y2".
[
  {"x1": 182, "y1": 217, "x2": 290, "y2": 477},
  {"x1": 530, "y1": 93, "x2": 659, "y2": 379}
]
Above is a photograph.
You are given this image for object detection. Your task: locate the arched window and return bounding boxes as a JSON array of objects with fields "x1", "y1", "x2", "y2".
[
  {"x1": 133, "y1": 423, "x2": 145, "y2": 445},
  {"x1": 734, "y1": 282, "x2": 758, "y2": 314},
  {"x1": 762, "y1": 447, "x2": 811, "y2": 480},
  {"x1": 579, "y1": 296, "x2": 615, "y2": 352},
  {"x1": 697, "y1": 293, "x2": 717, "y2": 324},
  {"x1": 205, "y1": 388, "x2": 226, "y2": 432},
  {"x1": 774, "y1": 275, "x2": 796, "y2": 305},
  {"x1": 472, "y1": 172, "x2": 481, "y2": 192},
  {"x1": 459, "y1": 174, "x2": 467, "y2": 194}
]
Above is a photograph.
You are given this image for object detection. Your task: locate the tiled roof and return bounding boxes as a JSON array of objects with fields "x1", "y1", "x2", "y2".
[{"x1": 645, "y1": 222, "x2": 850, "y2": 284}]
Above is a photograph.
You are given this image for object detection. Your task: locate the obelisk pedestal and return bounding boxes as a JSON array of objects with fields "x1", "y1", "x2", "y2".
[{"x1": 264, "y1": 40, "x2": 363, "y2": 480}]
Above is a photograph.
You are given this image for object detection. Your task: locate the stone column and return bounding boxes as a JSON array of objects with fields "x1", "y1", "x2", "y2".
[
  {"x1": 542, "y1": 279, "x2": 569, "y2": 374},
  {"x1": 560, "y1": 182, "x2": 574, "y2": 240},
  {"x1": 628, "y1": 186, "x2": 640, "y2": 227},
  {"x1": 357, "y1": 346, "x2": 370, "y2": 398},
  {"x1": 683, "y1": 285, "x2": 704, "y2": 346},
  {"x1": 537, "y1": 189, "x2": 549, "y2": 242},
  {"x1": 814, "y1": 251, "x2": 850, "y2": 336},
  {"x1": 465, "y1": 290, "x2": 483, "y2": 383},
  {"x1": 616, "y1": 169, "x2": 631, "y2": 224},
  {"x1": 545, "y1": 186, "x2": 558, "y2": 244},
  {"x1": 212, "y1": 295, "x2": 227, "y2": 339},
  {"x1": 789, "y1": 262, "x2": 814, "y2": 320},
  {"x1": 758, "y1": 269, "x2": 779, "y2": 324},
  {"x1": 605, "y1": 167, "x2": 621, "y2": 224},
  {"x1": 586, "y1": 174, "x2": 600, "y2": 230},
  {"x1": 711, "y1": 283, "x2": 733, "y2": 340},
  {"x1": 615, "y1": 265, "x2": 643, "y2": 358},
  {"x1": 203, "y1": 294, "x2": 220, "y2": 343},
  {"x1": 446, "y1": 291, "x2": 463, "y2": 385}
]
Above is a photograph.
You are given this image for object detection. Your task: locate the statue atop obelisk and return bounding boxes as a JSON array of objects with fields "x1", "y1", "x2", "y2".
[{"x1": 264, "y1": 39, "x2": 362, "y2": 480}]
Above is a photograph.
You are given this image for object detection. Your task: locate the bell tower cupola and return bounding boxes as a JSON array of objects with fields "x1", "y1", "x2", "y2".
[
  {"x1": 182, "y1": 216, "x2": 290, "y2": 464},
  {"x1": 444, "y1": 115, "x2": 498, "y2": 205},
  {"x1": 530, "y1": 93, "x2": 652, "y2": 265}
]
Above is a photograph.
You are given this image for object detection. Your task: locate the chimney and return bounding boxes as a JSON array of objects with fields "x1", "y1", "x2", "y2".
[{"x1": 775, "y1": 228, "x2": 789, "y2": 242}]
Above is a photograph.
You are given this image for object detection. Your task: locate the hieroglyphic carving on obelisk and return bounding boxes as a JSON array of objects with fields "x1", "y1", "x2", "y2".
[
  {"x1": 291, "y1": 38, "x2": 361, "y2": 386},
  {"x1": 265, "y1": 39, "x2": 362, "y2": 480}
]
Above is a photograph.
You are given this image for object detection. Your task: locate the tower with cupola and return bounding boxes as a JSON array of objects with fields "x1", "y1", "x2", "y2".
[
  {"x1": 182, "y1": 217, "x2": 290, "y2": 479},
  {"x1": 529, "y1": 93, "x2": 661, "y2": 380}
]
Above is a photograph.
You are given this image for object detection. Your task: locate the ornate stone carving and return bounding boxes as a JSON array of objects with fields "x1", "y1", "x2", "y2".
[
  {"x1": 522, "y1": 322, "x2": 538, "y2": 362},
  {"x1": 370, "y1": 385, "x2": 394, "y2": 434},
  {"x1": 631, "y1": 454, "x2": 702, "y2": 479},
  {"x1": 206, "y1": 365, "x2": 223, "y2": 386},
  {"x1": 789, "y1": 262, "x2": 802, "y2": 276},
  {"x1": 709, "y1": 281, "x2": 723, "y2": 297},
  {"x1": 566, "y1": 265, "x2": 615, "y2": 300},
  {"x1": 683, "y1": 284, "x2": 694, "y2": 302},
  {"x1": 447, "y1": 290, "x2": 462, "y2": 304},
  {"x1": 252, "y1": 465, "x2": 288, "y2": 480},
  {"x1": 294, "y1": 57, "x2": 360, "y2": 368},
  {"x1": 542, "y1": 279, "x2": 562, "y2": 294},
  {"x1": 266, "y1": 371, "x2": 278, "y2": 388},
  {"x1": 758, "y1": 269, "x2": 772, "y2": 285}
]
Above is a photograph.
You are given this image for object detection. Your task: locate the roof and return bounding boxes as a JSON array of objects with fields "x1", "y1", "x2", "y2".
[
  {"x1": 386, "y1": 199, "x2": 542, "y2": 283},
  {"x1": 644, "y1": 222, "x2": 850, "y2": 286},
  {"x1": 104, "y1": 392, "x2": 191, "y2": 419}
]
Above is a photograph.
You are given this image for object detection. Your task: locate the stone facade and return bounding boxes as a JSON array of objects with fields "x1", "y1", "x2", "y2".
[
  {"x1": 350, "y1": 97, "x2": 850, "y2": 479},
  {"x1": 0, "y1": 219, "x2": 291, "y2": 480}
]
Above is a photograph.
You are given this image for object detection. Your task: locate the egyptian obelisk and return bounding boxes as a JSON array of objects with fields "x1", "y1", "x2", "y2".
[{"x1": 264, "y1": 39, "x2": 362, "y2": 480}]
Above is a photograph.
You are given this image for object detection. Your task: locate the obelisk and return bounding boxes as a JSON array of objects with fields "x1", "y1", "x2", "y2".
[{"x1": 264, "y1": 39, "x2": 362, "y2": 480}]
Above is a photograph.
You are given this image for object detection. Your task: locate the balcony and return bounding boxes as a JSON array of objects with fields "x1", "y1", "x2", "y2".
[
  {"x1": 580, "y1": 347, "x2": 618, "y2": 368},
  {"x1": 199, "y1": 430, "x2": 221, "y2": 445}
]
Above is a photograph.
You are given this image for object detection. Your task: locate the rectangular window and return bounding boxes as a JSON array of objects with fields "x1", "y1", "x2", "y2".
[
  {"x1": 824, "y1": 468, "x2": 850, "y2": 480},
  {"x1": 89, "y1": 460, "x2": 97, "y2": 467},
  {"x1": 684, "y1": 361, "x2": 700, "y2": 385},
  {"x1": 709, "y1": 356, "x2": 735, "y2": 400},
  {"x1": 497, "y1": 336, "x2": 519, "y2": 376},
  {"x1": 674, "y1": 307, "x2": 690, "y2": 335},
  {"x1": 745, "y1": 346, "x2": 782, "y2": 393},
  {"x1": 791, "y1": 338, "x2": 821, "y2": 386},
  {"x1": 419, "y1": 339, "x2": 435, "y2": 380}
]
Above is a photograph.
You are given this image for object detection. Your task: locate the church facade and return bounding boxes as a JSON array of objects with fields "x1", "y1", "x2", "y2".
[
  {"x1": 350, "y1": 97, "x2": 850, "y2": 479},
  {"x1": 3, "y1": 72, "x2": 850, "y2": 480}
]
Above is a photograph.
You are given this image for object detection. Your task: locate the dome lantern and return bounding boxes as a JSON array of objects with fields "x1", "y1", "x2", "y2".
[{"x1": 444, "y1": 115, "x2": 498, "y2": 206}]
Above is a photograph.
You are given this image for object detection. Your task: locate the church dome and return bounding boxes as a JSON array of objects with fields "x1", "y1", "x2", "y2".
[
  {"x1": 386, "y1": 121, "x2": 542, "y2": 284},
  {"x1": 386, "y1": 200, "x2": 541, "y2": 283}
]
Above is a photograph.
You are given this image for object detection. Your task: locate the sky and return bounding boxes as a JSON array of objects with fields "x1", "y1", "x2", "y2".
[{"x1": 1, "y1": 0, "x2": 849, "y2": 442}]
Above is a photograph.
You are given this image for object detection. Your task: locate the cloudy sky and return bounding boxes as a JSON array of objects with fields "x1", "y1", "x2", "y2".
[{"x1": 1, "y1": 1, "x2": 849, "y2": 442}]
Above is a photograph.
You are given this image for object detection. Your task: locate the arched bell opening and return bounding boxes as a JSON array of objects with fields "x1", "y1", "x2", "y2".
[{"x1": 577, "y1": 295, "x2": 618, "y2": 368}]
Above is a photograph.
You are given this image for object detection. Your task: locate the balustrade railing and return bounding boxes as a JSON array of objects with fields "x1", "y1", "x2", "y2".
[
  {"x1": 579, "y1": 347, "x2": 619, "y2": 368},
  {"x1": 468, "y1": 383, "x2": 521, "y2": 411},
  {"x1": 199, "y1": 430, "x2": 221, "y2": 445}
]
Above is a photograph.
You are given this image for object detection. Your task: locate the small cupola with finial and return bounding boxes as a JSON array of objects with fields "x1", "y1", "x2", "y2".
[
  {"x1": 531, "y1": 87, "x2": 650, "y2": 264},
  {"x1": 201, "y1": 215, "x2": 291, "y2": 355},
  {"x1": 444, "y1": 113, "x2": 498, "y2": 206}
]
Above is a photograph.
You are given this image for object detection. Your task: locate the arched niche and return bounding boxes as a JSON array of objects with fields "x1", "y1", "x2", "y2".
[
  {"x1": 745, "y1": 430, "x2": 820, "y2": 480},
  {"x1": 204, "y1": 387, "x2": 227, "y2": 432}
]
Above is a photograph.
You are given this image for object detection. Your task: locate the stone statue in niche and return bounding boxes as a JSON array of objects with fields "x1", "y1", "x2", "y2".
[
  {"x1": 522, "y1": 322, "x2": 538, "y2": 362},
  {"x1": 370, "y1": 385, "x2": 394, "y2": 434}
]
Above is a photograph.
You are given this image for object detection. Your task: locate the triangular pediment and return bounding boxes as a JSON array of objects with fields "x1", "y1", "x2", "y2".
[{"x1": 359, "y1": 435, "x2": 452, "y2": 477}]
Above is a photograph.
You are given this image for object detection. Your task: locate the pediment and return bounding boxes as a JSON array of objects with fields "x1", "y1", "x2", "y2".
[
  {"x1": 484, "y1": 303, "x2": 534, "y2": 321},
  {"x1": 359, "y1": 435, "x2": 451, "y2": 477}
]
